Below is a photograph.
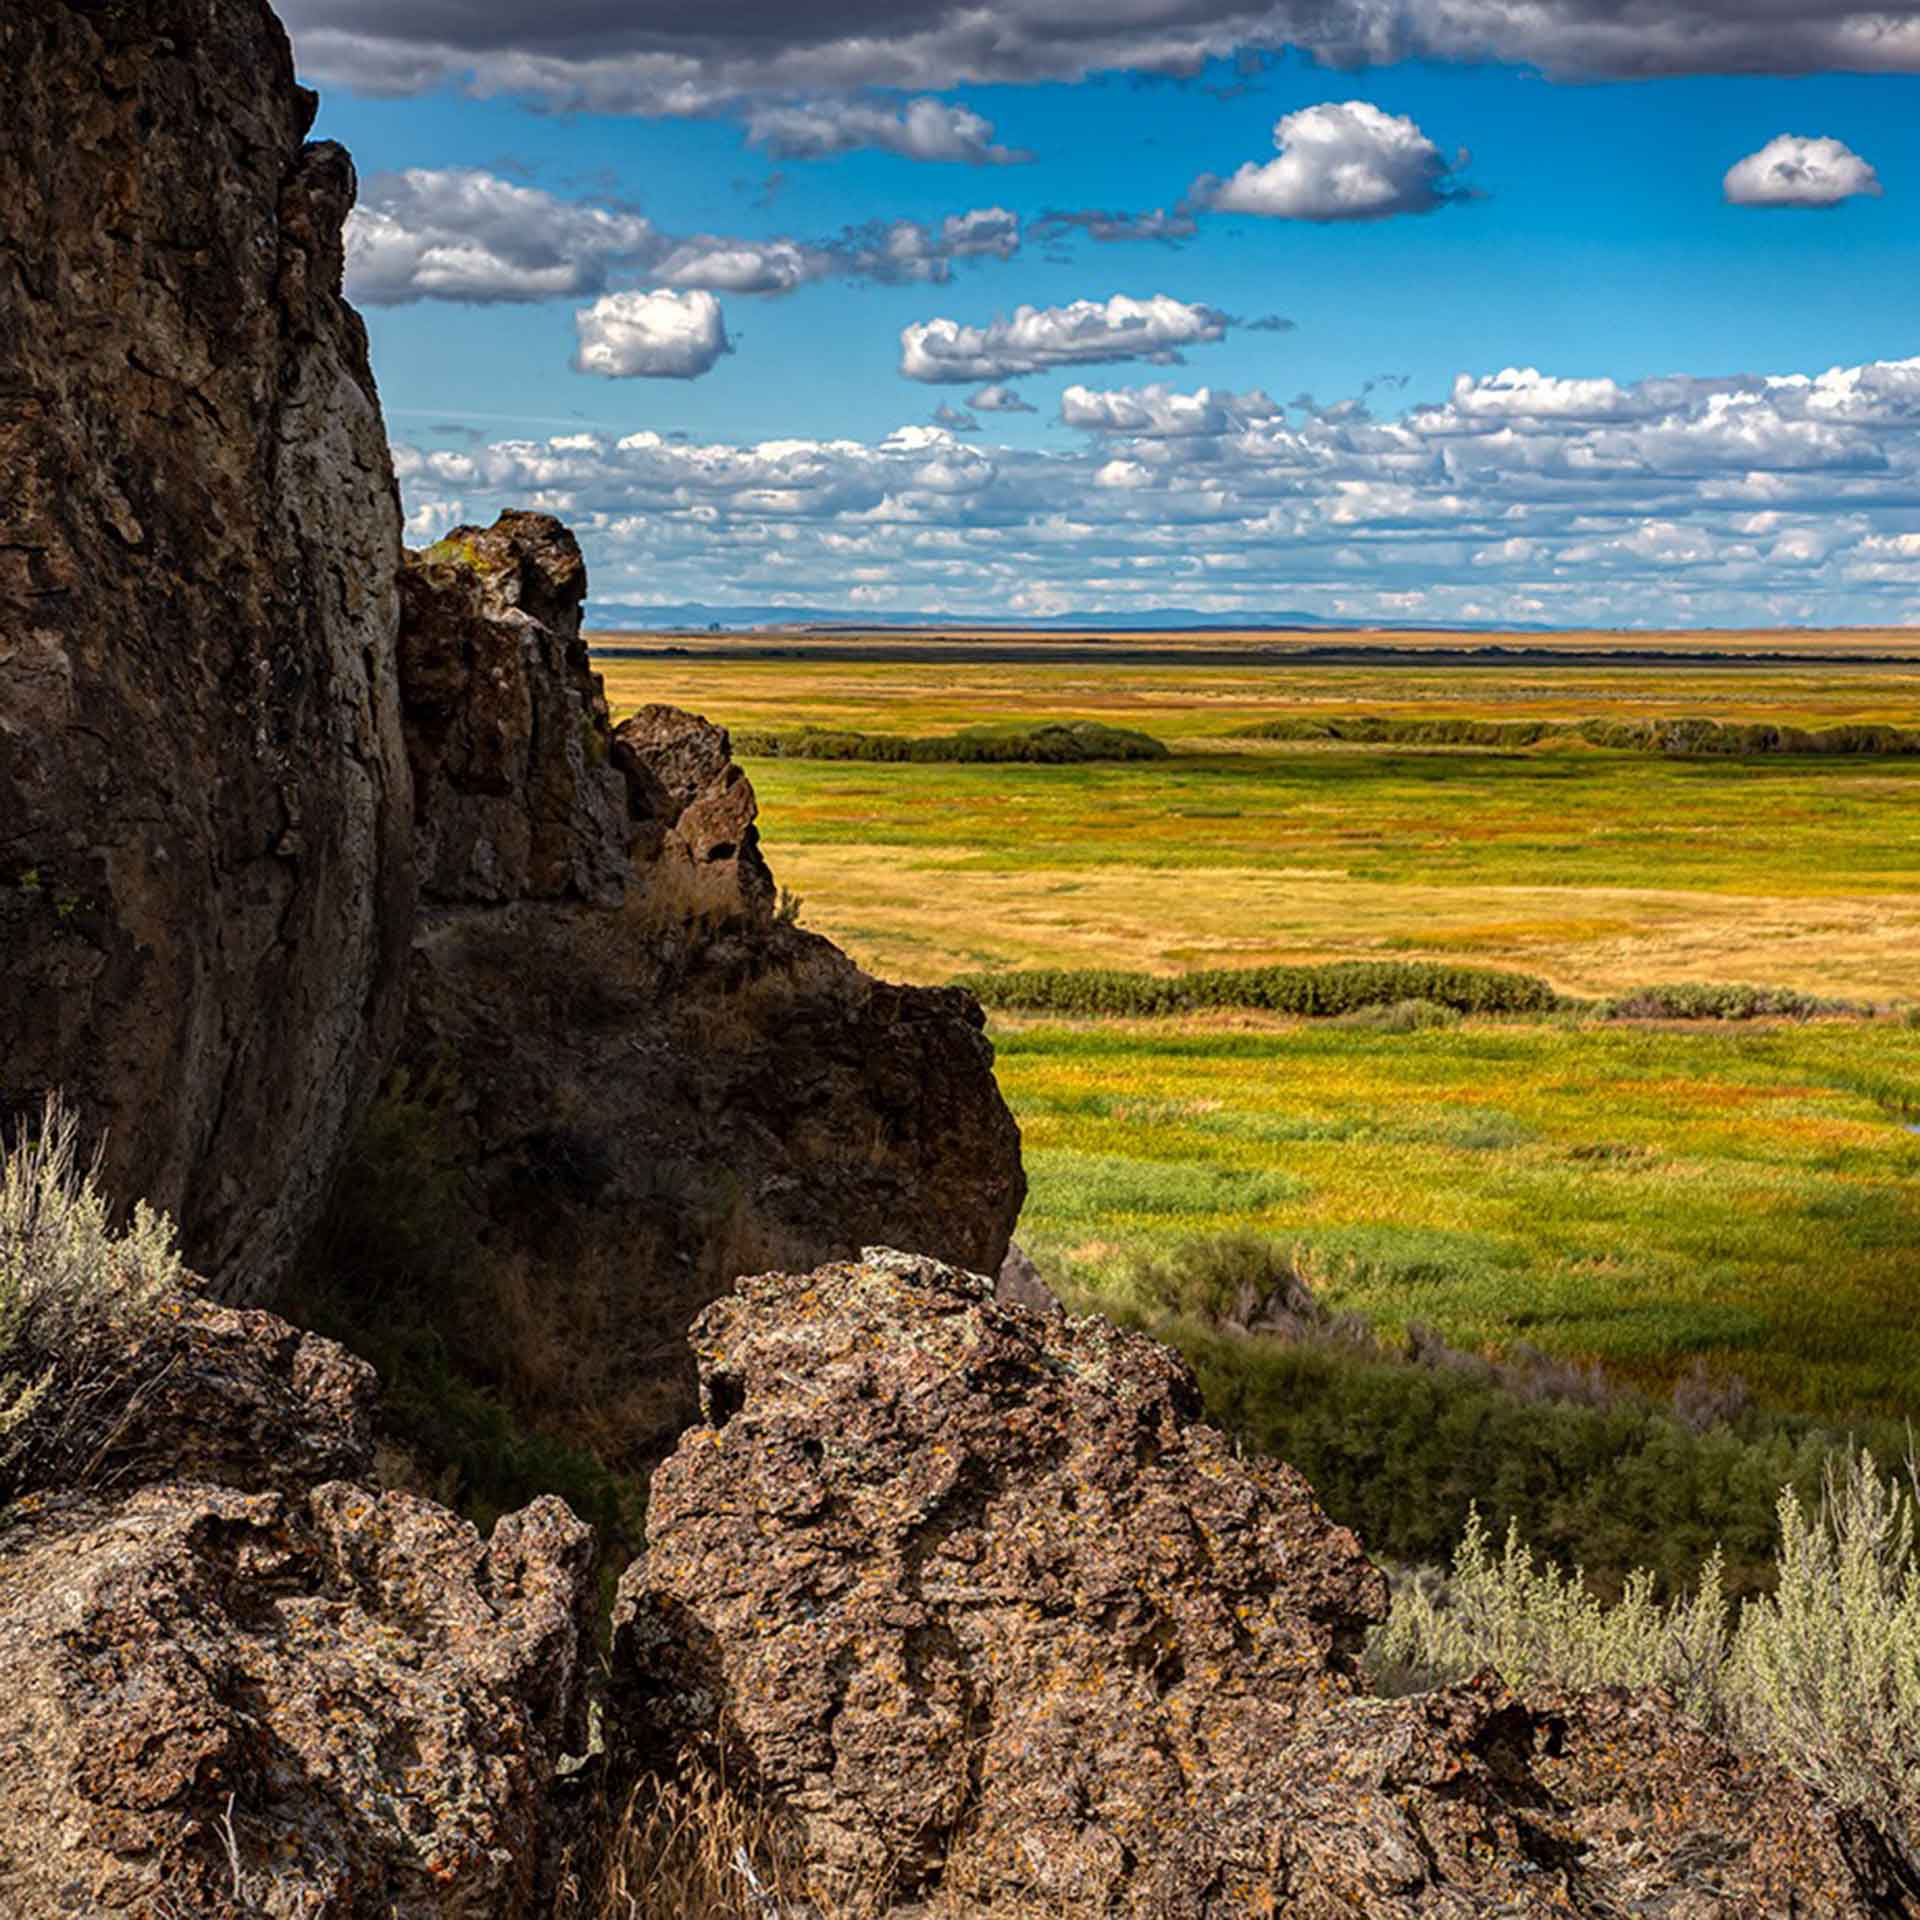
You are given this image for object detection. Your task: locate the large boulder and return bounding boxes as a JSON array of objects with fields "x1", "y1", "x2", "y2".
[
  {"x1": 0, "y1": 1284, "x2": 595, "y2": 1917},
  {"x1": 0, "y1": 0, "x2": 413, "y2": 1297},
  {"x1": 613, "y1": 1251, "x2": 1910, "y2": 1917},
  {"x1": 388, "y1": 520, "x2": 1026, "y2": 1461}
]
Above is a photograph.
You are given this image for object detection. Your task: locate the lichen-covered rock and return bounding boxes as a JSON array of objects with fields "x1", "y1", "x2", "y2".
[
  {"x1": 612, "y1": 1252, "x2": 1913, "y2": 1917},
  {"x1": 612, "y1": 1250, "x2": 1386, "y2": 1902},
  {"x1": 0, "y1": 1481, "x2": 594, "y2": 1917},
  {"x1": 0, "y1": 0, "x2": 413, "y2": 1296},
  {"x1": 400, "y1": 512, "x2": 636, "y2": 906},
  {"x1": 0, "y1": 1281, "x2": 596, "y2": 1917}
]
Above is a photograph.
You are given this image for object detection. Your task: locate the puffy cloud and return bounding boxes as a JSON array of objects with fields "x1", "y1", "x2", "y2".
[
  {"x1": 282, "y1": 2, "x2": 1920, "y2": 115},
  {"x1": 387, "y1": 353, "x2": 1920, "y2": 625},
  {"x1": 1060, "y1": 383, "x2": 1283, "y2": 435},
  {"x1": 970, "y1": 384, "x2": 1039, "y2": 413},
  {"x1": 345, "y1": 168, "x2": 660, "y2": 304},
  {"x1": 743, "y1": 97, "x2": 1031, "y2": 164},
  {"x1": 345, "y1": 168, "x2": 1018, "y2": 305},
  {"x1": 932, "y1": 403, "x2": 982, "y2": 433},
  {"x1": 573, "y1": 288, "x2": 732, "y2": 378},
  {"x1": 1724, "y1": 135, "x2": 1885, "y2": 207},
  {"x1": 900, "y1": 294, "x2": 1232, "y2": 384},
  {"x1": 1194, "y1": 100, "x2": 1469, "y2": 221}
]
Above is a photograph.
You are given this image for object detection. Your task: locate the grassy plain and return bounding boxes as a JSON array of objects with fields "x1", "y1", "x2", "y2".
[{"x1": 600, "y1": 639, "x2": 1920, "y2": 1423}]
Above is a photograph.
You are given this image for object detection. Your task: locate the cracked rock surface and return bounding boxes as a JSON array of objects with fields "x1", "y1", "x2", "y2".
[{"x1": 0, "y1": 0, "x2": 413, "y2": 1297}]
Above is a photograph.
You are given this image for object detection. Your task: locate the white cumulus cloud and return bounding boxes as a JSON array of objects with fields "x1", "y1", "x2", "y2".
[
  {"x1": 900, "y1": 295, "x2": 1231, "y2": 384},
  {"x1": 1060, "y1": 383, "x2": 1283, "y2": 435},
  {"x1": 1724, "y1": 135, "x2": 1884, "y2": 207},
  {"x1": 389, "y1": 350, "x2": 1920, "y2": 627},
  {"x1": 573, "y1": 289, "x2": 732, "y2": 379},
  {"x1": 345, "y1": 168, "x2": 661, "y2": 304},
  {"x1": 1194, "y1": 100, "x2": 1469, "y2": 221},
  {"x1": 969, "y1": 384, "x2": 1039, "y2": 413},
  {"x1": 743, "y1": 96, "x2": 1032, "y2": 164},
  {"x1": 345, "y1": 169, "x2": 1021, "y2": 306}
]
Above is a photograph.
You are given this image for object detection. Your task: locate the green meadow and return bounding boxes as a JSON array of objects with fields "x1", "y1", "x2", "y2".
[{"x1": 602, "y1": 645, "x2": 1920, "y2": 1453}]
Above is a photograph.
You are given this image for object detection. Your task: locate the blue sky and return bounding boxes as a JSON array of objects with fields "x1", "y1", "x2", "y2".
[{"x1": 285, "y1": 2, "x2": 1920, "y2": 625}]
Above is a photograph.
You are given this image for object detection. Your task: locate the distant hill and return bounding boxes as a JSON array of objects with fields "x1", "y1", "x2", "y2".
[{"x1": 586, "y1": 600, "x2": 1557, "y2": 635}]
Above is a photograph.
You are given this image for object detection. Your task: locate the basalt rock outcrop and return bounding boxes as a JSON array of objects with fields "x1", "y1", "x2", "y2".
[
  {"x1": 389, "y1": 518, "x2": 1025, "y2": 1456},
  {"x1": 3, "y1": 0, "x2": 1021, "y2": 1420},
  {"x1": 0, "y1": 1287, "x2": 596, "y2": 1917},
  {"x1": 0, "y1": 0, "x2": 413, "y2": 1295},
  {"x1": 614, "y1": 1251, "x2": 1913, "y2": 1917}
]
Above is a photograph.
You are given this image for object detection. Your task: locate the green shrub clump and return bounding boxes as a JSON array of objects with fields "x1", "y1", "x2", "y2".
[
  {"x1": 1371, "y1": 1450, "x2": 1920, "y2": 1876},
  {"x1": 1061, "y1": 1233, "x2": 1909, "y2": 1602},
  {"x1": 957, "y1": 959, "x2": 1561, "y2": 1019},
  {"x1": 733, "y1": 720, "x2": 1170, "y2": 764}
]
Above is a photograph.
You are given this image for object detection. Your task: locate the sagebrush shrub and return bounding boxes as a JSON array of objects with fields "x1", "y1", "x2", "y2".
[
  {"x1": 1368, "y1": 1449, "x2": 1920, "y2": 1872},
  {"x1": 1, "y1": 1094, "x2": 180, "y2": 1461}
]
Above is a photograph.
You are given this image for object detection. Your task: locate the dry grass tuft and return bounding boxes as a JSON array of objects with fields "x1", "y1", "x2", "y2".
[{"x1": 565, "y1": 1763, "x2": 880, "y2": 1920}]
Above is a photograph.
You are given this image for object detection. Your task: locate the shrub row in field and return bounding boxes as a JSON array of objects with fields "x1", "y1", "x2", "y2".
[
  {"x1": 1596, "y1": 982, "x2": 1875, "y2": 1021},
  {"x1": 1232, "y1": 713, "x2": 1920, "y2": 756},
  {"x1": 963, "y1": 961, "x2": 1892, "y2": 1023},
  {"x1": 954, "y1": 959, "x2": 1563, "y2": 1018},
  {"x1": 732, "y1": 720, "x2": 1169, "y2": 763}
]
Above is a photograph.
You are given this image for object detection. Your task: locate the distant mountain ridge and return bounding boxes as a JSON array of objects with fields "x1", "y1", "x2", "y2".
[{"x1": 587, "y1": 599, "x2": 1559, "y2": 634}]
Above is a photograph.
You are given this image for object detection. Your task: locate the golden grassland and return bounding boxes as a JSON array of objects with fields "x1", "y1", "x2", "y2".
[{"x1": 599, "y1": 635, "x2": 1920, "y2": 1419}]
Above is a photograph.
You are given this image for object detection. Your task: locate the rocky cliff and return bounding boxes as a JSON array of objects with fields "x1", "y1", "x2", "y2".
[
  {"x1": 0, "y1": 0, "x2": 414, "y2": 1291},
  {"x1": 389, "y1": 515, "x2": 1025, "y2": 1455}
]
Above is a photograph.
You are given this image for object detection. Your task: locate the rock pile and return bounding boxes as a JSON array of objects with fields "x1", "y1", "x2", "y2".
[{"x1": 395, "y1": 519, "x2": 1025, "y2": 1454}]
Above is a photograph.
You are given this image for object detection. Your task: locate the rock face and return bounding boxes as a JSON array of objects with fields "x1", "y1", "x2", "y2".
[
  {"x1": 391, "y1": 521, "x2": 1026, "y2": 1458},
  {"x1": 0, "y1": 1289, "x2": 595, "y2": 1917},
  {"x1": 614, "y1": 1252, "x2": 1910, "y2": 1917},
  {"x1": 0, "y1": 0, "x2": 413, "y2": 1295},
  {"x1": 400, "y1": 513, "x2": 633, "y2": 907}
]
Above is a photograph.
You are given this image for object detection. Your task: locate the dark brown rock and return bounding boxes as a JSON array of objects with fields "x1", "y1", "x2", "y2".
[
  {"x1": 0, "y1": 1481, "x2": 594, "y2": 1917},
  {"x1": 385, "y1": 530, "x2": 1024, "y2": 1460},
  {"x1": 0, "y1": 0, "x2": 413, "y2": 1297},
  {"x1": 612, "y1": 1251, "x2": 1912, "y2": 1917},
  {"x1": 400, "y1": 511, "x2": 635, "y2": 906},
  {"x1": 612, "y1": 1250, "x2": 1386, "y2": 1903},
  {"x1": 8, "y1": 1295, "x2": 378, "y2": 1502},
  {"x1": 615, "y1": 703, "x2": 777, "y2": 921},
  {"x1": 996, "y1": 1239, "x2": 1062, "y2": 1313}
]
